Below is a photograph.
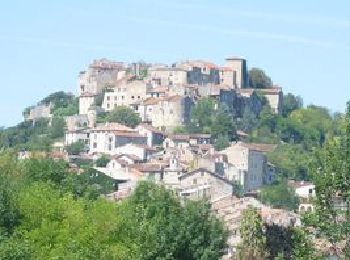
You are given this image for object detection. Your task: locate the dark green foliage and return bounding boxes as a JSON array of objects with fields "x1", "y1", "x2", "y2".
[
  {"x1": 282, "y1": 93, "x2": 303, "y2": 117},
  {"x1": 119, "y1": 182, "x2": 228, "y2": 259},
  {"x1": 259, "y1": 182, "x2": 298, "y2": 210},
  {"x1": 95, "y1": 154, "x2": 110, "y2": 167},
  {"x1": 186, "y1": 97, "x2": 237, "y2": 141},
  {"x1": 66, "y1": 141, "x2": 86, "y2": 155},
  {"x1": 0, "y1": 154, "x2": 227, "y2": 260},
  {"x1": 49, "y1": 117, "x2": 66, "y2": 139},
  {"x1": 214, "y1": 134, "x2": 230, "y2": 151},
  {"x1": 248, "y1": 68, "x2": 272, "y2": 89},
  {"x1": 102, "y1": 106, "x2": 141, "y2": 128},
  {"x1": 267, "y1": 144, "x2": 310, "y2": 180}
]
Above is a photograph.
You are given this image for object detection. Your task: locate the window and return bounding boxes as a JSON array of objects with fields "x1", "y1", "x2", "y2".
[
  {"x1": 93, "y1": 142, "x2": 97, "y2": 148},
  {"x1": 193, "y1": 179, "x2": 197, "y2": 185},
  {"x1": 107, "y1": 96, "x2": 110, "y2": 101},
  {"x1": 114, "y1": 96, "x2": 118, "y2": 101},
  {"x1": 138, "y1": 96, "x2": 141, "y2": 99},
  {"x1": 131, "y1": 96, "x2": 135, "y2": 99},
  {"x1": 107, "y1": 104, "x2": 110, "y2": 109},
  {"x1": 94, "y1": 134, "x2": 97, "y2": 139},
  {"x1": 309, "y1": 189, "x2": 313, "y2": 194},
  {"x1": 122, "y1": 96, "x2": 125, "y2": 100}
]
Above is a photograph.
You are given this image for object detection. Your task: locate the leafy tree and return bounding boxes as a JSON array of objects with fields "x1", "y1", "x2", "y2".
[
  {"x1": 95, "y1": 154, "x2": 110, "y2": 167},
  {"x1": 117, "y1": 181, "x2": 227, "y2": 259},
  {"x1": 282, "y1": 93, "x2": 303, "y2": 117},
  {"x1": 214, "y1": 134, "x2": 230, "y2": 151},
  {"x1": 49, "y1": 116, "x2": 66, "y2": 139},
  {"x1": 190, "y1": 97, "x2": 216, "y2": 133},
  {"x1": 66, "y1": 141, "x2": 86, "y2": 155},
  {"x1": 290, "y1": 227, "x2": 316, "y2": 259},
  {"x1": 52, "y1": 97, "x2": 79, "y2": 117},
  {"x1": 259, "y1": 182, "x2": 298, "y2": 210},
  {"x1": 267, "y1": 144, "x2": 310, "y2": 180},
  {"x1": 308, "y1": 101, "x2": 350, "y2": 257},
  {"x1": 237, "y1": 206, "x2": 268, "y2": 259},
  {"x1": 105, "y1": 106, "x2": 141, "y2": 128},
  {"x1": 248, "y1": 68, "x2": 272, "y2": 89}
]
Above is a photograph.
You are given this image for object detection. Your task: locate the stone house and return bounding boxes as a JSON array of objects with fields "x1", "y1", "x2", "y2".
[
  {"x1": 224, "y1": 56, "x2": 248, "y2": 89},
  {"x1": 78, "y1": 58, "x2": 125, "y2": 96},
  {"x1": 177, "y1": 168, "x2": 233, "y2": 201},
  {"x1": 88, "y1": 123, "x2": 147, "y2": 155},
  {"x1": 24, "y1": 103, "x2": 52, "y2": 121},
  {"x1": 219, "y1": 67, "x2": 236, "y2": 87},
  {"x1": 115, "y1": 143, "x2": 157, "y2": 161},
  {"x1": 101, "y1": 80, "x2": 149, "y2": 112},
  {"x1": 150, "y1": 95, "x2": 193, "y2": 131},
  {"x1": 66, "y1": 114, "x2": 89, "y2": 131},
  {"x1": 136, "y1": 124, "x2": 165, "y2": 147},
  {"x1": 65, "y1": 129, "x2": 89, "y2": 146},
  {"x1": 176, "y1": 60, "x2": 220, "y2": 85},
  {"x1": 236, "y1": 86, "x2": 283, "y2": 114},
  {"x1": 220, "y1": 142, "x2": 276, "y2": 192},
  {"x1": 149, "y1": 66, "x2": 187, "y2": 86}
]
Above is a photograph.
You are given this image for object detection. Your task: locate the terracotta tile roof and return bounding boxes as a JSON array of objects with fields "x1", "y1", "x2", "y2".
[
  {"x1": 92, "y1": 122, "x2": 133, "y2": 132},
  {"x1": 113, "y1": 131, "x2": 145, "y2": 138},
  {"x1": 129, "y1": 163, "x2": 164, "y2": 172},
  {"x1": 240, "y1": 142, "x2": 277, "y2": 153},
  {"x1": 148, "y1": 86, "x2": 169, "y2": 93},
  {"x1": 138, "y1": 124, "x2": 164, "y2": 134}
]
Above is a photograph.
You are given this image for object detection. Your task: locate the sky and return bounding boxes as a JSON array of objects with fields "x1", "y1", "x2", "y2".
[{"x1": 0, "y1": 0, "x2": 349, "y2": 127}]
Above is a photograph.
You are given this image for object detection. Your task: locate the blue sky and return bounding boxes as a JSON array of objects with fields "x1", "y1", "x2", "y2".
[{"x1": 0, "y1": 0, "x2": 349, "y2": 127}]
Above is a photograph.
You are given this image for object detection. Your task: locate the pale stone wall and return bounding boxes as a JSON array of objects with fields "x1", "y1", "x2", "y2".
[{"x1": 102, "y1": 81, "x2": 148, "y2": 111}]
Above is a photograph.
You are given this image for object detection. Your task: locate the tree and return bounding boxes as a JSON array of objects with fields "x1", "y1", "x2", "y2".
[
  {"x1": 248, "y1": 68, "x2": 272, "y2": 89},
  {"x1": 105, "y1": 106, "x2": 141, "y2": 128},
  {"x1": 95, "y1": 154, "x2": 110, "y2": 167},
  {"x1": 49, "y1": 117, "x2": 65, "y2": 139},
  {"x1": 309, "y1": 101, "x2": 350, "y2": 257},
  {"x1": 190, "y1": 97, "x2": 216, "y2": 133},
  {"x1": 66, "y1": 141, "x2": 86, "y2": 155},
  {"x1": 214, "y1": 134, "x2": 230, "y2": 151},
  {"x1": 259, "y1": 182, "x2": 298, "y2": 210},
  {"x1": 237, "y1": 207, "x2": 268, "y2": 259},
  {"x1": 117, "y1": 182, "x2": 227, "y2": 259},
  {"x1": 282, "y1": 93, "x2": 303, "y2": 117},
  {"x1": 267, "y1": 144, "x2": 310, "y2": 180}
]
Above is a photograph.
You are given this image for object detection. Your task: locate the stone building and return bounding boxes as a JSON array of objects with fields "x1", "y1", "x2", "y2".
[
  {"x1": 101, "y1": 80, "x2": 149, "y2": 111},
  {"x1": 220, "y1": 142, "x2": 276, "y2": 192},
  {"x1": 224, "y1": 56, "x2": 248, "y2": 89},
  {"x1": 149, "y1": 66, "x2": 187, "y2": 86},
  {"x1": 24, "y1": 103, "x2": 52, "y2": 121}
]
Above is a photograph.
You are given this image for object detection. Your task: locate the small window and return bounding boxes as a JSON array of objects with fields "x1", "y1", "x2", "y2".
[
  {"x1": 131, "y1": 96, "x2": 135, "y2": 99},
  {"x1": 193, "y1": 179, "x2": 197, "y2": 185},
  {"x1": 93, "y1": 142, "x2": 97, "y2": 148},
  {"x1": 107, "y1": 96, "x2": 110, "y2": 101}
]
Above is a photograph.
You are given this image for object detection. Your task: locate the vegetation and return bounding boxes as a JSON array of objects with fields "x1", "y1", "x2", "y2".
[
  {"x1": 99, "y1": 106, "x2": 141, "y2": 128},
  {"x1": 248, "y1": 68, "x2": 272, "y2": 89},
  {"x1": 0, "y1": 153, "x2": 228, "y2": 259},
  {"x1": 259, "y1": 182, "x2": 298, "y2": 210}
]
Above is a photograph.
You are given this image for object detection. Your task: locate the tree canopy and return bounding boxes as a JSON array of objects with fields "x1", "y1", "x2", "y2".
[{"x1": 248, "y1": 68, "x2": 273, "y2": 89}]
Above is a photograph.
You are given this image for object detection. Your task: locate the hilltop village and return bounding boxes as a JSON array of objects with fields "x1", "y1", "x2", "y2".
[{"x1": 20, "y1": 57, "x2": 317, "y2": 257}]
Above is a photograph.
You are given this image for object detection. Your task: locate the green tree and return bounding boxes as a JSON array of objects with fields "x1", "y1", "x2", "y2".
[
  {"x1": 248, "y1": 68, "x2": 272, "y2": 89},
  {"x1": 259, "y1": 182, "x2": 298, "y2": 210},
  {"x1": 49, "y1": 117, "x2": 66, "y2": 139},
  {"x1": 214, "y1": 134, "x2": 230, "y2": 151},
  {"x1": 237, "y1": 206, "x2": 268, "y2": 259},
  {"x1": 105, "y1": 106, "x2": 141, "y2": 128},
  {"x1": 66, "y1": 141, "x2": 86, "y2": 155},
  {"x1": 95, "y1": 154, "x2": 110, "y2": 167},
  {"x1": 282, "y1": 93, "x2": 303, "y2": 117}
]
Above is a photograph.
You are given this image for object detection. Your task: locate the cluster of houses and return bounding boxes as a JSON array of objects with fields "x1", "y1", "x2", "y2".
[{"x1": 23, "y1": 57, "x2": 309, "y2": 256}]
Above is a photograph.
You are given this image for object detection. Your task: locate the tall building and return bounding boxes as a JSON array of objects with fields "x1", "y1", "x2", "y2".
[{"x1": 225, "y1": 56, "x2": 248, "y2": 89}]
